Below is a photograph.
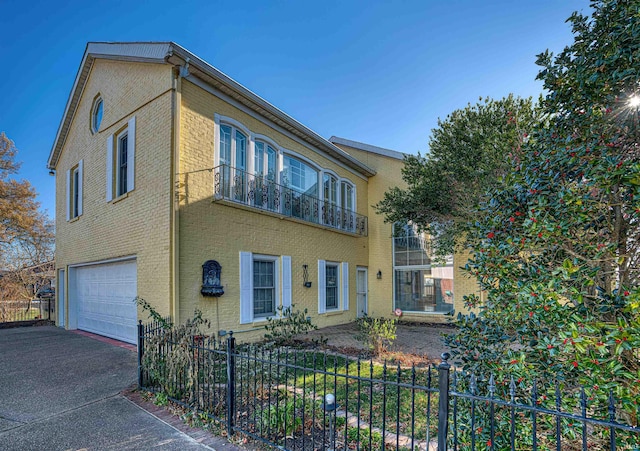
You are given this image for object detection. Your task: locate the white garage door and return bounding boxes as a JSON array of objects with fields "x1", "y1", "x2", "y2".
[{"x1": 75, "y1": 260, "x2": 137, "y2": 344}]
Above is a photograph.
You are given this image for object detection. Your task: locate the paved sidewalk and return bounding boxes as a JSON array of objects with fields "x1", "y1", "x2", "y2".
[{"x1": 0, "y1": 326, "x2": 220, "y2": 450}]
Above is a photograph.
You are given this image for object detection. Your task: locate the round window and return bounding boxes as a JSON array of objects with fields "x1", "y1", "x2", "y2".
[{"x1": 92, "y1": 97, "x2": 103, "y2": 133}]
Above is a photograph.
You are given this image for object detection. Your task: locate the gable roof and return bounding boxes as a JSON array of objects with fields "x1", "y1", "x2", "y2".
[
  {"x1": 48, "y1": 42, "x2": 376, "y2": 178},
  {"x1": 329, "y1": 136, "x2": 406, "y2": 160}
]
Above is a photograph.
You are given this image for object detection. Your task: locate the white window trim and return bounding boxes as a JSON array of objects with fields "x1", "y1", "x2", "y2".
[
  {"x1": 319, "y1": 260, "x2": 346, "y2": 313},
  {"x1": 106, "y1": 116, "x2": 136, "y2": 202},
  {"x1": 66, "y1": 160, "x2": 83, "y2": 221},
  {"x1": 91, "y1": 96, "x2": 103, "y2": 134},
  {"x1": 213, "y1": 114, "x2": 359, "y2": 221},
  {"x1": 391, "y1": 222, "x2": 454, "y2": 314},
  {"x1": 240, "y1": 252, "x2": 292, "y2": 324},
  {"x1": 214, "y1": 114, "x2": 251, "y2": 168},
  {"x1": 252, "y1": 254, "x2": 279, "y2": 320}
]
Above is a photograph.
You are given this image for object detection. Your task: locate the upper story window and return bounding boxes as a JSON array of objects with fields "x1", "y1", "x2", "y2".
[
  {"x1": 254, "y1": 141, "x2": 277, "y2": 180},
  {"x1": 213, "y1": 114, "x2": 366, "y2": 235},
  {"x1": 323, "y1": 173, "x2": 338, "y2": 204},
  {"x1": 117, "y1": 132, "x2": 128, "y2": 197},
  {"x1": 282, "y1": 155, "x2": 318, "y2": 197},
  {"x1": 219, "y1": 124, "x2": 247, "y2": 170},
  {"x1": 91, "y1": 97, "x2": 103, "y2": 133},
  {"x1": 66, "y1": 160, "x2": 83, "y2": 221},
  {"x1": 106, "y1": 117, "x2": 136, "y2": 202}
]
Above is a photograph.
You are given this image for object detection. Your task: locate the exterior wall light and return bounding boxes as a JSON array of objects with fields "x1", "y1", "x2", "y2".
[
  {"x1": 377, "y1": 270, "x2": 382, "y2": 279},
  {"x1": 303, "y1": 264, "x2": 312, "y2": 288}
]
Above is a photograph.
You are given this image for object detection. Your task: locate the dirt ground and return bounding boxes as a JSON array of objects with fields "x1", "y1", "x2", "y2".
[{"x1": 298, "y1": 321, "x2": 455, "y2": 362}]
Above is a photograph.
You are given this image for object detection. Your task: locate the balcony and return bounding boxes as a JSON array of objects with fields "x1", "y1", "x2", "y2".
[{"x1": 213, "y1": 165, "x2": 368, "y2": 236}]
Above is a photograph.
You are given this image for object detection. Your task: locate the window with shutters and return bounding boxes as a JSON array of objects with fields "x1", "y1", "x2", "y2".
[
  {"x1": 67, "y1": 161, "x2": 83, "y2": 220},
  {"x1": 325, "y1": 263, "x2": 339, "y2": 310},
  {"x1": 107, "y1": 117, "x2": 136, "y2": 201},
  {"x1": 253, "y1": 257, "x2": 276, "y2": 318},
  {"x1": 239, "y1": 252, "x2": 291, "y2": 324}
]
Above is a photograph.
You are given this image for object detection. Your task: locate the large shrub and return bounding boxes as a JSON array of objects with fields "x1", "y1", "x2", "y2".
[{"x1": 445, "y1": 0, "x2": 640, "y2": 447}]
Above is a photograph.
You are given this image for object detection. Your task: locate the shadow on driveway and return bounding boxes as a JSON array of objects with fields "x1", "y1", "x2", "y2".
[{"x1": 0, "y1": 326, "x2": 211, "y2": 450}]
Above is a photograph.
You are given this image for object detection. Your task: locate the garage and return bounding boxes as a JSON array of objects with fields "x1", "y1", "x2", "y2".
[{"x1": 71, "y1": 259, "x2": 138, "y2": 344}]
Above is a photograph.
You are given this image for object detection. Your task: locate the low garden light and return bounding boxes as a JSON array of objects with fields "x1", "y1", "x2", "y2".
[{"x1": 322, "y1": 393, "x2": 338, "y2": 451}]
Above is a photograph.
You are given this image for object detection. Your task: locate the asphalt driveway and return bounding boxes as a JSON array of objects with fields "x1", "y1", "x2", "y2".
[{"x1": 0, "y1": 326, "x2": 212, "y2": 450}]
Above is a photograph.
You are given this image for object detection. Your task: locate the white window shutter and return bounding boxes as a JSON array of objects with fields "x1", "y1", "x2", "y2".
[
  {"x1": 318, "y1": 260, "x2": 326, "y2": 314},
  {"x1": 282, "y1": 256, "x2": 292, "y2": 310},
  {"x1": 342, "y1": 262, "x2": 349, "y2": 311},
  {"x1": 239, "y1": 252, "x2": 253, "y2": 324},
  {"x1": 106, "y1": 135, "x2": 113, "y2": 201},
  {"x1": 77, "y1": 160, "x2": 83, "y2": 216},
  {"x1": 127, "y1": 116, "x2": 136, "y2": 192},
  {"x1": 65, "y1": 169, "x2": 71, "y2": 221}
]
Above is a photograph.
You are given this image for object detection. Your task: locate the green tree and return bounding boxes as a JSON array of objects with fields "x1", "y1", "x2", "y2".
[
  {"x1": 446, "y1": 0, "x2": 640, "y2": 433},
  {"x1": 375, "y1": 95, "x2": 541, "y2": 257}
]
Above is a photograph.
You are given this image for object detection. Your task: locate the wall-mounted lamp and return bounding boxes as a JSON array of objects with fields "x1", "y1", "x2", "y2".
[
  {"x1": 48, "y1": 169, "x2": 55, "y2": 176},
  {"x1": 303, "y1": 264, "x2": 312, "y2": 288},
  {"x1": 377, "y1": 270, "x2": 382, "y2": 280}
]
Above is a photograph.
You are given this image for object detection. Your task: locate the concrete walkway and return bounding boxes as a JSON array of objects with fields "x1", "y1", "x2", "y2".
[{"x1": 0, "y1": 326, "x2": 213, "y2": 451}]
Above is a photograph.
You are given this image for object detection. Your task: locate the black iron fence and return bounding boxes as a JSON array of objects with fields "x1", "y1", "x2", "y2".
[
  {"x1": 212, "y1": 164, "x2": 368, "y2": 236},
  {"x1": 138, "y1": 322, "x2": 640, "y2": 450},
  {"x1": 0, "y1": 298, "x2": 53, "y2": 326}
]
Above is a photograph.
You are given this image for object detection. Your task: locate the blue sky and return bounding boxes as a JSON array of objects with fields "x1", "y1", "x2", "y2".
[{"x1": 0, "y1": 0, "x2": 588, "y2": 219}]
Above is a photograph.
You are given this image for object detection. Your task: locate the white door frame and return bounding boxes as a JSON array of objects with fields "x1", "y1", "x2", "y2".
[
  {"x1": 58, "y1": 269, "x2": 65, "y2": 327},
  {"x1": 356, "y1": 267, "x2": 368, "y2": 318}
]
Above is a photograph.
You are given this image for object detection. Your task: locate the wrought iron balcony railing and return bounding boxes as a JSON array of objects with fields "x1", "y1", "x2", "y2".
[{"x1": 213, "y1": 165, "x2": 368, "y2": 236}]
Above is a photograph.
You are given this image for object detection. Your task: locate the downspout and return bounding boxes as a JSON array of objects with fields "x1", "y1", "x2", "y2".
[{"x1": 170, "y1": 63, "x2": 185, "y2": 323}]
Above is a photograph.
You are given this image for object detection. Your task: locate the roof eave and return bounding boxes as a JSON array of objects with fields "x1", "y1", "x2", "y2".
[{"x1": 47, "y1": 42, "x2": 171, "y2": 169}]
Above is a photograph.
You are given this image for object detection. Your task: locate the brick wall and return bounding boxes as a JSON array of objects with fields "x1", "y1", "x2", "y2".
[{"x1": 55, "y1": 59, "x2": 175, "y2": 323}]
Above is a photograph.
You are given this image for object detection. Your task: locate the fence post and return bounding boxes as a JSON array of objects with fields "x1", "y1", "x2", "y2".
[
  {"x1": 437, "y1": 352, "x2": 451, "y2": 451},
  {"x1": 137, "y1": 320, "x2": 144, "y2": 388},
  {"x1": 226, "y1": 331, "x2": 236, "y2": 438}
]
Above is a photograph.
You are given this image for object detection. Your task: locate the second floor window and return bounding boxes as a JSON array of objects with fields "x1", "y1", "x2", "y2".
[
  {"x1": 66, "y1": 160, "x2": 83, "y2": 221},
  {"x1": 282, "y1": 155, "x2": 318, "y2": 197},
  {"x1": 106, "y1": 116, "x2": 136, "y2": 202},
  {"x1": 117, "y1": 133, "x2": 128, "y2": 197}
]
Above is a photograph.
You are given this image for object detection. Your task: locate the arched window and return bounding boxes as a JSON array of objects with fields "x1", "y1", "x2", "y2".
[
  {"x1": 254, "y1": 141, "x2": 277, "y2": 180},
  {"x1": 219, "y1": 123, "x2": 248, "y2": 200},
  {"x1": 91, "y1": 96, "x2": 103, "y2": 133}
]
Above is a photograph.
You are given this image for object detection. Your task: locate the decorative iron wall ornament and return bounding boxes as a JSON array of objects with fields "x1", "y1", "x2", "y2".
[
  {"x1": 201, "y1": 260, "x2": 224, "y2": 297},
  {"x1": 302, "y1": 264, "x2": 312, "y2": 288}
]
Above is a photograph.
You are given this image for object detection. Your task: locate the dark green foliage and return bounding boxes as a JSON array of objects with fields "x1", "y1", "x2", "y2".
[
  {"x1": 446, "y1": 0, "x2": 640, "y2": 441},
  {"x1": 376, "y1": 95, "x2": 541, "y2": 257}
]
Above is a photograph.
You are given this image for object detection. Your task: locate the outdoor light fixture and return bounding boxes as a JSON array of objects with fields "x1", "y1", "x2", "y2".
[
  {"x1": 322, "y1": 393, "x2": 338, "y2": 451},
  {"x1": 303, "y1": 264, "x2": 312, "y2": 288},
  {"x1": 48, "y1": 169, "x2": 55, "y2": 176},
  {"x1": 377, "y1": 270, "x2": 382, "y2": 279}
]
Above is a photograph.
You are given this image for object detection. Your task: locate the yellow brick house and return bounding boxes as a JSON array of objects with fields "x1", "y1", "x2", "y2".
[{"x1": 48, "y1": 42, "x2": 475, "y2": 344}]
